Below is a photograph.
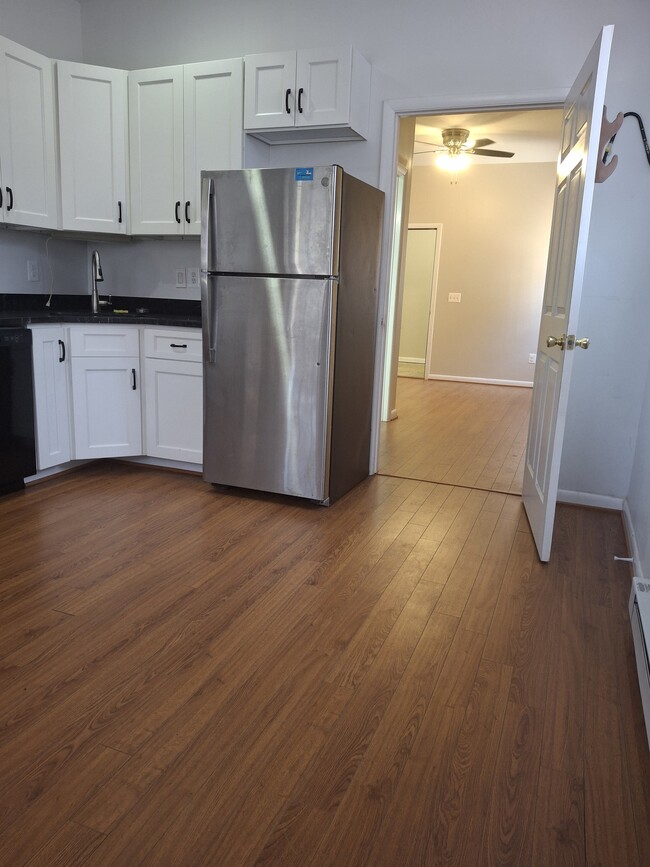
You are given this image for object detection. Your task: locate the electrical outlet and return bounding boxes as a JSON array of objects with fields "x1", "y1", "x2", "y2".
[
  {"x1": 528, "y1": 353, "x2": 537, "y2": 364},
  {"x1": 27, "y1": 259, "x2": 40, "y2": 282},
  {"x1": 175, "y1": 269, "x2": 186, "y2": 289},
  {"x1": 188, "y1": 267, "x2": 200, "y2": 288},
  {"x1": 448, "y1": 292, "x2": 461, "y2": 303}
]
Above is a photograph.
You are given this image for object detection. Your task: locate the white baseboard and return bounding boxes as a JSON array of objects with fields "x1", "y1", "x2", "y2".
[
  {"x1": 623, "y1": 499, "x2": 644, "y2": 580},
  {"x1": 121, "y1": 455, "x2": 202, "y2": 474},
  {"x1": 25, "y1": 460, "x2": 92, "y2": 484},
  {"x1": 427, "y1": 374, "x2": 533, "y2": 388},
  {"x1": 399, "y1": 356, "x2": 425, "y2": 364},
  {"x1": 557, "y1": 488, "x2": 624, "y2": 511}
]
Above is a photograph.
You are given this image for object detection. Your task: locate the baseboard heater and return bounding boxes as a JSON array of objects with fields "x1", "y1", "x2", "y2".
[{"x1": 630, "y1": 578, "x2": 650, "y2": 751}]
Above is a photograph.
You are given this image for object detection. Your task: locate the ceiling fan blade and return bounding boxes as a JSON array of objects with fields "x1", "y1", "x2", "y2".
[
  {"x1": 471, "y1": 138, "x2": 495, "y2": 148},
  {"x1": 469, "y1": 148, "x2": 515, "y2": 158}
]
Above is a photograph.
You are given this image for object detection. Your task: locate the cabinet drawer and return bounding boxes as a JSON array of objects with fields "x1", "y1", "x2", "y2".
[
  {"x1": 70, "y1": 325, "x2": 140, "y2": 357},
  {"x1": 144, "y1": 327, "x2": 202, "y2": 361}
]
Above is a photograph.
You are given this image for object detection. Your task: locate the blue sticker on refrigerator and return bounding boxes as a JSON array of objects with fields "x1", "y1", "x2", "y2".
[{"x1": 294, "y1": 168, "x2": 314, "y2": 181}]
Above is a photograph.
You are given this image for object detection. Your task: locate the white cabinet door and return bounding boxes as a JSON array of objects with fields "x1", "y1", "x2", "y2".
[
  {"x1": 144, "y1": 358, "x2": 202, "y2": 463},
  {"x1": 129, "y1": 66, "x2": 184, "y2": 235},
  {"x1": 183, "y1": 58, "x2": 243, "y2": 235},
  {"x1": 243, "y1": 46, "x2": 370, "y2": 143},
  {"x1": 71, "y1": 357, "x2": 142, "y2": 458},
  {"x1": 0, "y1": 37, "x2": 58, "y2": 228},
  {"x1": 57, "y1": 61, "x2": 128, "y2": 234},
  {"x1": 295, "y1": 46, "x2": 353, "y2": 129},
  {"x1": 243, "y1": 51, "x2": 296, "y2": 130},
  {"x1": 30, "y1": 325, "x2": 71, "y2": 469}
]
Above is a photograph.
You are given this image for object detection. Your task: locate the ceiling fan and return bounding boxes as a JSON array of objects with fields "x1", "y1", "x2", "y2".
[{"x1": 415, "y1": 127, "x2": 515, "y2": 160}]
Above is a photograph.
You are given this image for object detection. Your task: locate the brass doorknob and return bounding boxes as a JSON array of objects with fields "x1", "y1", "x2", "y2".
[
  {"x1": 575, "y1": 337, "x2": 590, "y2": 349},
  {"x1": 546, "y1": 334, "x2": 566, "y2": 350}
]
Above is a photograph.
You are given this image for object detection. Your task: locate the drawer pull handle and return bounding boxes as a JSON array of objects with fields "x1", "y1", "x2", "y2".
[{"x1": 170, "y1": 343, "x2": 188, "y2": 349}]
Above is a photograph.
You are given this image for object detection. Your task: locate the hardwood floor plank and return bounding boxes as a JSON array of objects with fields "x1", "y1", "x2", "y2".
[
  {"x1": 482, "y1": 700, "x2": 544, "y2": 866},
  {"x1": 379, "y1": 380, "x2": 531, "y2": 494},
  {"x1": 308, "y1": 612, "x2": 460, "y2": 867},
  {"x1": 25, "y1": 821, "x2": 105, "y2": 866},
  {"x1": 0, "y1": 743, "x2": 127, "y2": 863},
  {"x1": 0, "y1": 465, "x2": 648, "y2": 865}
]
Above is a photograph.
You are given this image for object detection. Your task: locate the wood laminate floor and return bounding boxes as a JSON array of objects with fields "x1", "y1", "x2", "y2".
[
  {"x1": 1, "y1": 462, "x2": 649, "y2": 865},
  {"x1": 379, "y1": 379, "x2": 532, "y2": 495}
]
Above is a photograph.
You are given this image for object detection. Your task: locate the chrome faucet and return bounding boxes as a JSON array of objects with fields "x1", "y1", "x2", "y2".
[{"x1": 91, "y1": 249, "x2": 110, "y2": 314}]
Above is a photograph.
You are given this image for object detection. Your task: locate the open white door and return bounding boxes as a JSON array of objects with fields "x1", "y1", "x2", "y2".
[{"x1": 523, "y1": 25, "x2": 614, "y2": 562}]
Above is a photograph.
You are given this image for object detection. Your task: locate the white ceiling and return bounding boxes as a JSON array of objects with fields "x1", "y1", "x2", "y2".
[{"x1": 413, "y1": 108, "x2": 564, "y2": 166}]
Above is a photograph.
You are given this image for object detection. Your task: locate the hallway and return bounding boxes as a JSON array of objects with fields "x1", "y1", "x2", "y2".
[{"x1": 379, "y1": 379, "x2": 532, "y2": 494}]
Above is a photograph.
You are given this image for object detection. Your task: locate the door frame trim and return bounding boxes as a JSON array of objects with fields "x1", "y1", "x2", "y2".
[{"x1": 369, "y1": 89, "x2": 567, "y2": 474}]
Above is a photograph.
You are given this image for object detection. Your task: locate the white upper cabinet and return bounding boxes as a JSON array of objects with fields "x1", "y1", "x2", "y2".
[
  {"x1": 244, "y1": 46, "x2": 371, "y2": 144},
  {"x1": 0, "y1": 37, "x2": 58, "y2": 229},
  {"x1": 129, "y1": 59, "x2": 243, "y2": 236},
  {"x1": 183, "y1": 60, "x2": 244, "y2": 234},
  {"x1": 57, "y1": 61, "x2": 128, "y2": 234}
]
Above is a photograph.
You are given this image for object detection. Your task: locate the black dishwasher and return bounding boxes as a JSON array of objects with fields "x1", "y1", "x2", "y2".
[{"x1": 0, "y1": 328, "x2": 36, "y2": 495}]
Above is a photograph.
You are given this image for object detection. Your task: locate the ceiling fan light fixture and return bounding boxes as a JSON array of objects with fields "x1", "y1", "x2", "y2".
[{"x1": 435, "y1": 151, "x2": 470, "y2": 172}]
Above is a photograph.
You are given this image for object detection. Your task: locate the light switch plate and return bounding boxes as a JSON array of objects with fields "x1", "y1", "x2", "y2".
[
  {"x1": 448, "y1": 292, "x2": 461, "y2": 303},
  {"x1": 175, "y1": 269, "x2": 186, "y2": 289}
]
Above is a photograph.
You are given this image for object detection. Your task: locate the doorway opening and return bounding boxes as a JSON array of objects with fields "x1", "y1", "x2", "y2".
[
  {"x1": 397, "y1": 225, "x2": 440, "y2": 380},
  {"x1": 377, "y1": 106, "x2": 563, "y2": 495}
]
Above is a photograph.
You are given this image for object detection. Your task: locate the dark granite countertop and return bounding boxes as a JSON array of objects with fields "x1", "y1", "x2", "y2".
[{"x1": 0, "y1": 294, "x2": 201, "y2": 329}]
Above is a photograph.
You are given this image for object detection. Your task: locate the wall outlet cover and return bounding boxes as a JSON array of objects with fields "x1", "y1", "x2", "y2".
[
  {"x1": 188, "y1": 267, "x2": 200, "y2": 288},
  {"x1": 529, "y1": 353, "x2": 537, "y2": 364},
  {"x1": 27, "y1": 259, "x2": 40, "y2": 282}
]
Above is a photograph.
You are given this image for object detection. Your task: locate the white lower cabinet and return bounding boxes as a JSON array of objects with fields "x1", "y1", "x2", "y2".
[
  {"x1": 143, "y1": 327, "x2": 203, "y2": 464},
  {"x1": 69, "y1": 325, "x2": 142, "y2": 459},
  {"x1": 29, "y1": 323, "x2": 202, "y2": 470},
  {"x1": 29, "y1": 325, "x2": 72, "y2": 470}
]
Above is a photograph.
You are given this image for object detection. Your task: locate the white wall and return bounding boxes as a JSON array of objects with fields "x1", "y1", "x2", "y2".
[
  {"x1": 0, "y1": 0, "x2": 82, "y2": 60},
  {"x1": 408, "y1": 161, "x2": 556, "y2": 384},
  {"x1": 627, "y1": 364, "x2": 650, "y2": 578}
]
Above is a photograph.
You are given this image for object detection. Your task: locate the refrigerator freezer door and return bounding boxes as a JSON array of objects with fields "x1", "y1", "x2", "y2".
[
  {"x1": 203, "y1": 275, "x2": 336, "y2": 500},
  {"x1": 202, "y1": 166, "x2": 342, "y2": 277}
]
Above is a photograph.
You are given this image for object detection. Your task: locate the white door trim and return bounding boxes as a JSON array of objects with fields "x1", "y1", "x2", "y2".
[{"x1": 369, "y1": 89, "x2": 567, "y2": 475}]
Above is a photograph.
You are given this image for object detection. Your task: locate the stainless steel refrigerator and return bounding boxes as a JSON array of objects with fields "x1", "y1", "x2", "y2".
[{"x1": 200, "y1": 165, "x2": 384, "y2": 504}]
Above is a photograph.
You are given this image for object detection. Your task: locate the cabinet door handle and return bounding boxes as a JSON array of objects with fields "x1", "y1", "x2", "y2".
[
  {"x1": 285, "y1": 88, "x2": 291, "y2": 114},
  {"x1": 131, "y1": 368, "x2": 137, "y2": 390},
  {"x1": 118, "y1": 201, "x2": 123, "y2": 223},
  {"x1": 58, "y1": 339, "x2": 65, "y2": 362},
  {"x1": 170, "y1": 343, "x2": 188, "y2": 349},
  {"x1": 185, "y1": 201, "x2": 190, "y2": 224},
  {"x1": 0, "y1": 187, "x2": 3, "y2": 209},
  {"x1": 175, "y1": 201, "x2": 181, "y2": 223},
  {"x1": 298, "y1": 87, "x2": 304, "y2": 114},
  {"x1": 6, "y1": 187, "x2": 13, "y2": 211}
]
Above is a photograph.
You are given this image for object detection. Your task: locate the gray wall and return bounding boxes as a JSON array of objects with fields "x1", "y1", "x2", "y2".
[
  {"x1": 2, "y1": 0, "x2": 650, "y2": 576},
  {"x1": 409, "y1": 161, "x2": 557, "y2": 385}
]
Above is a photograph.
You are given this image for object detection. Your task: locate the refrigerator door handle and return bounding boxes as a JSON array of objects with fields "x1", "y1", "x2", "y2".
[{"x1": 201, "y1": 176, "x2": 217, "y2": 363}]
